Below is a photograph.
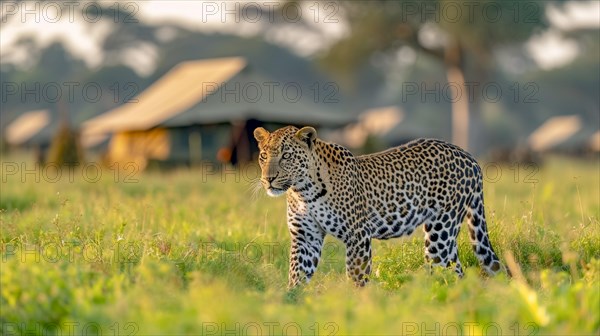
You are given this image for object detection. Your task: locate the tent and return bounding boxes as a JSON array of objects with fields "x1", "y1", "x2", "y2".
[
  {"x1": 83, "y1": 57, "x2": 353, "y2": 168},
  {"x1": 528, "y1": 115, "x2": 582, "y2": 152},
  {"x1": 4, "y1": 110, "x2": 51, "y2": 146}
]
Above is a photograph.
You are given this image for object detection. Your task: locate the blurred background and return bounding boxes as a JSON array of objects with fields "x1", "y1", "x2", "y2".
[{"x1": 1, "y1": 0, "x2": 599, "y2": 171}]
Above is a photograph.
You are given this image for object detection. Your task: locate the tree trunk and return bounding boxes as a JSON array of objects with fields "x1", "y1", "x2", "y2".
[{"x1": 444, "y1": 40, "x2": 469, "y2": 151}]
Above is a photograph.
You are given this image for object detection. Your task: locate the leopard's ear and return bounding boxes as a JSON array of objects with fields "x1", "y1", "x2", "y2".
[
  {"x1": 295, "y1": 126, "x2": 317, "y2": 149},
  {"x1": 253, "y1": 127, "x2": 269, "y2": 143}
]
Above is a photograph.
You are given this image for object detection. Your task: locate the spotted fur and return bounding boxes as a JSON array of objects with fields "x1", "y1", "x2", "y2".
[{"x1": 254, "y1": 126, "x2": 503, "y2": 288}]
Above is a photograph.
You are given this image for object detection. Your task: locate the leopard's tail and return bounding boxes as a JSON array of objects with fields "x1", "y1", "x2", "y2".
[{"x1": 466, "y1": 190, "x2": 504, "y2": 275}]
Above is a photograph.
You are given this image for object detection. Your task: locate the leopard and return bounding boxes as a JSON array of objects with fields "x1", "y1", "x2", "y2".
[{"x1": 254, "y1": 125, "x2": 503, "y2": 288}]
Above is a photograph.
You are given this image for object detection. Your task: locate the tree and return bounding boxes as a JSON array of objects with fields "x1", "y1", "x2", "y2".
[{"x1": 320, "y1": 0, "x2": 550, "y2": 151}]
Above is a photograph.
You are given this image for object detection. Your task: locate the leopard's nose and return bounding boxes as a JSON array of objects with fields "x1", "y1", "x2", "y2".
[{"x1": 263, "y1": 172, "x2": 279, "y2": 185}]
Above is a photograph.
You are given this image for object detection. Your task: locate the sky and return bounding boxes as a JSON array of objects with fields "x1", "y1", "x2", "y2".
[{"x1": 0, "y1": 1, "x2": 598, "y2": 76}]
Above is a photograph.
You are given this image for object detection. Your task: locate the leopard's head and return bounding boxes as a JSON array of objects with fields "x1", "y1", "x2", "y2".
[{"x1": 253, "y1": 126, "x2": 317, "y2": 197}]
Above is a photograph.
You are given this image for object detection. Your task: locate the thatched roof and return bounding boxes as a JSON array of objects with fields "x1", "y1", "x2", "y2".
[
  {"x1": 83, "y1": 57, "x2": 247, "y2": 135},
  {"x1": 4, "y1": 110, "x2": 50, "y2": 145},
  {"x1": 83, "y1": 57, "x2": 352, "y2": 139},
  {"x1": 528, "y1": 115, "x2": 582, "y2": 151}
]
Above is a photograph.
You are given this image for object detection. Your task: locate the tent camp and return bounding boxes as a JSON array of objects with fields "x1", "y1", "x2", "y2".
[
  {"x1": 528, "y1": 115, "x2": 583, "y2": 152},
  {"x1": 328, "y1": 106, "x2": 404, "y2": 148},
  {"x1": 4, "y1": 109, "x2": 54, "y2": 163},
  {"x1": 83, "y1": 57, "x2": 352, "y2": 169},
  {"x1": 4, "y1": 110, "x2": 51, "y2": 147}
]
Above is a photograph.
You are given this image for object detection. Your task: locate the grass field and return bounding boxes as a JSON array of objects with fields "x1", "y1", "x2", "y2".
[{"x1": 1, "y1": 156, "x2": 599, "y2": 335}]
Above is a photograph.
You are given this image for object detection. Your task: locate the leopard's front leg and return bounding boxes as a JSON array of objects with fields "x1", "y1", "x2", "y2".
[{"x1": 287, "y1": 215, "x2": 325, "y2": 289}]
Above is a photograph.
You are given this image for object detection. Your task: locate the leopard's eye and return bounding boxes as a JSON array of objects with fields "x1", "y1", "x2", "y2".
[
  {"x1": 259, "y1": 152, "x2": 267, "y2": 161},
  {"x1": 282, "y1": 152, "x2": 291, "y2": 160}
]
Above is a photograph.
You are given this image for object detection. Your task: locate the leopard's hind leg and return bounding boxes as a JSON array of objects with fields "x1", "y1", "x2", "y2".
[
  {"x1": 466, "y1": 193, "x2": 502, "y2": 275},
  {"x1": 423, "y1": 209, "x2": 465, "y2": 277}
]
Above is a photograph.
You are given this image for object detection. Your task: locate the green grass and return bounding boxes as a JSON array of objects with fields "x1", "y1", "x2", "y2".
[{"x1": 1, "y1": 156, "x2": 599, "y2": 335}]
